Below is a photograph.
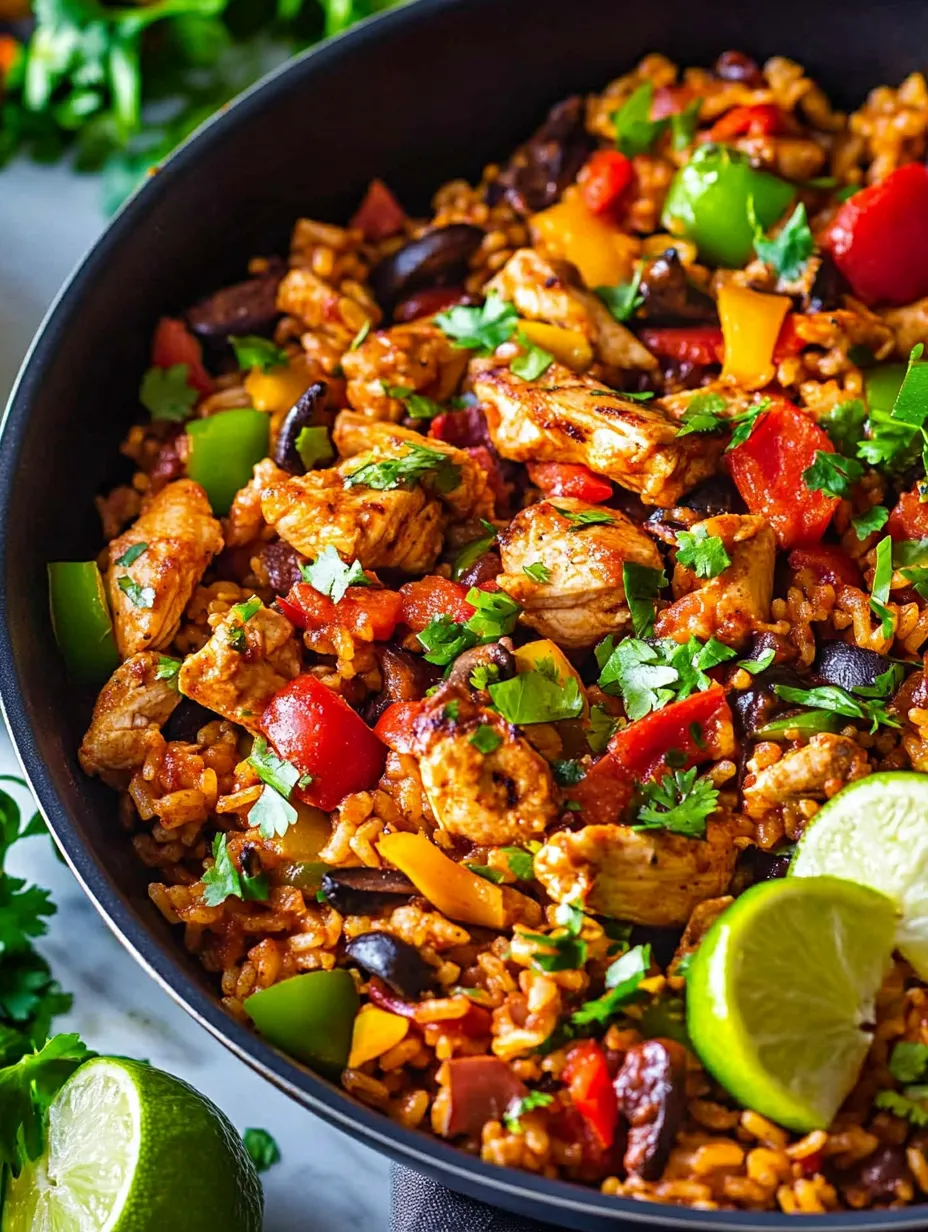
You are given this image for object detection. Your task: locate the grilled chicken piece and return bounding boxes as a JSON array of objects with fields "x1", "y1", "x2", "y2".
[
  {"x1": 487, "y1": 249, "x2": 657, "y2": 372},
  {"x1": 276, "y1": 267, "x2": 380, "y2": 351},
  {"x1": 106, "y1": 479, "x2": 223, "y2": 659},
  {"x1": 332, "y1": 411, "x2": 493, "y2": 522},
  {"x1": 341, "y1": 320, "x2": 469, "y2": 421},
  {"x1": 533, "y1": 818, "x2": 739, "y2": 927},
  {"x1": 497, "y1": 498, "x2": 664, "y2": 648},
  {"x1": 259, "y1": 465, "x2": 445, "y2": 573},
  {"x1": 669, "y1": 896, "x2": 733, "y2": 975},
  {"x1": 743, "y1": 733, "x2": 870, "y2": 821},
  {"x1": 225, "y1": 458, "x2": 285, "y2": 549},
  {"x1": 79, "y1": 652, "x2": 181, "y2": 785},
  {"x1": 472, "y1": 360, "x2": 722, "y2": 506},
  {"x1": 654, "y1": 514, "x2": 776, "y2": 649},
  {"x1": 178, "y1": 601, "x2": 300, "y2": 732},
  {"x1": 411, "y1": 685, "x2": 559, "y2": 846},
  {"x1": 880, "y1": 296, "x2": 928, "y2": 359}
]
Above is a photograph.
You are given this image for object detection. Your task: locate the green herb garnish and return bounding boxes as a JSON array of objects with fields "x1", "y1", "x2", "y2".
[
  {"x1": 635, "y1": 767, "x2": 719, "y2": 837},
  {"x1": 343, "y1": 443, "x2": 461, "y2": 495},
  {"x1": 749, "y1": 200, "x2": 814, "y2": 281},
  {"x1": 230, "y1": 336, "x2": 288, "y2": 373},
  {"x1": 300, "y1": 545, "x2": 370, "y2": 604},
  {"x1": 674, "y1": 525, "x2": 731, "y2": 579},
  {"x1": 116, "y1": 576, "x2": 155, "y2": 609},
  {"x1": 139, "y1": 365, "x2": 197, "y2": 422},
  {"x1": 434, "y1": 293, "x2": 519, "y2": 354},
  {"x1": 622, "y1": 561, "x2": 667, "y2": 637},
  {"x1": 469, "y1": 725, "x2": 503, "y2": 755},
  {"x1": 802, "y1": 450, "x2": 864, "y2": 498},
  {"x1": 613, "y1": 81, "x2": 667, "y2": 157},
  {"x1": 115, "y1": 542, "x2": 147, "y2": 567},
  {"x1": 523, "y1": 562, "x2": 551, "y2": 584},
  {"x1": 201, "y1": 834, "x2": 269, "y2": 907}
]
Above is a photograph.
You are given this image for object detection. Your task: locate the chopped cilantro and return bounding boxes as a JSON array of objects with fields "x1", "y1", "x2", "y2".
[
  {"x1": 418, "y1": 589, "x2": 521, "y2": 667},
  {"x1": 230, "y1": 336, "x2": 288, "y2": 373},
  {"x1": 300, "y1": 545, "x2": 370, "y2": 604},
  {"x1": 852, "y1": 505, "x2": 889, "y2": 540},
  {"x1": 595, "y1": 268, "x2": 644, "y2": 323},
  {"x1": 434, "y1": 293, "x2": 519, "y2": 354},
  {"x1": 154, "y1": 655, "x2": 181, "y2": 683},
  {"x1": 523, "y1": 562, "x2": 552, "y2": 584},
  {"x1": 249, "y1": 785, "x2": 298, "y2": 841},
  {"x1": 726, "y1": 401, "x2": 769, "y2": 452},
  {"x1": 889, "y1": 1041, "x2": 928, "y2": 1084},
  {"x1": 570, "y1": 943, "x2": 651, "y2": 1026},
  {"x1": 503, "y1": 1089, "x2": 555, "y2": 1133},
  {"x1": 381, "y1": 383, "x2": 446, "y2": 421},
  {"x1": 587, "y1": 704, "x2": 620, "y2": 754},
  {"x1": 489, "y1": 670, "x2": 583, "y2": 725},
  {"x1": 469, "y1": 725, "x2": 502, "y2": 755},
  {"x1": 115, "y1": 542, "x2": 147, "y2": 567},
  {"x1": 874, "y1": 1089, "x2": 928, "y2": 1127},
  {"x1": 116, "y1": 576, "x2": 155, "y2": 609},
  {"x1": 349, "y1": 320, "x2": 371, "y2": 350},
  {"x1": 470, "y1": 663, "x2": 501, "y2": 691},
  {"x1": 802, "y1": 450, "x2": 864, "y2": 498},
  {"x1": 443, "y1": 701, "x2": 460, "y2": 721},
  {"x1": 597, "y1": 635, "x2": 735, "y2": 721},
  {"x1": 228, "y1": 596, "x2": 261, "y2": 652},
  {"x1": 870, "y1": 534, "x2": 894, "y2": 637},
  {"x1": 452, "y1": 519, "x2": 497, "y2": 580},
  {"x1": 774, "y1": 682, "x2": 899, "y2": 734},
  {"x1": 242, "y1": 1127, "x2": 281, "y2": 1174},
  {"x1": 139, "y1": 364, "x2": 197, "y2": 422},
  {"x1": 201, "y1": 834, "x2": 269, "y2": 907},
  {"x1": 613, "y1": 81, "x2": 667, "y2": 157},
  {"x1": 822, "y1": 398, "x2": 867, "y2": 456},
  {"x1": 623, "y1": 390, "x2": 656, "y2": 402},
  {"x1": 343, "y1": 443, "x2": 461, "y2": 495},
  {"x1": 551, "y1": 506, "x2": 616, "y2": 531},
  {"x1": 675, "y1": 525, "x2": 731, "y2": 579},
  {"x1": 675, "y1": 391, "x2": 728, "y2": 437},
  {"x1": 749, "y1": 200, "x2": 814, "y2": 281},
  {"x1": 551, "y1": 759, "x2": 586, "y2": 786},
  {"x1": 465, "y1": 863, "x2": 505, "y2": 884},
  {"x1": 623, "y1": 561, "x2": 667, "y2": 637},
  {"x1": 521, "y1": 901, "x2": 588, "y2": 973},
  {"x1": 737, "y1": 648, "x2": 775, "y2": 675},
  {"x1": 502, "y1": 847, "x2": 535, "y2": 881},
  {"x1": 418, "y1": 616, "x2": 478, "y2": 667},
  {"x1": 247, "y1": 736, "x2": 302, "y2": 800},
  {"x1": 635, "y1": 767, "x2": 719, "y2": 837},
  {"x1": 295, "y1": 426, "x2": 335, "y2": 471},
  {"x1": 512, "y1": 334, "x2": 555, "y2": 382}
]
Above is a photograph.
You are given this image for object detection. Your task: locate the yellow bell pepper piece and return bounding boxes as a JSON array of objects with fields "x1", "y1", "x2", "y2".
[
  {"x1": 532, "y1": 188, "x2": 637, "y2": 289},
  {"x1": 513, "y1": 639, "x2": 589, "y2": 718},
  {"x1": 377, "y1": 831, "x2": 505, "y2": 929},
  {"x1": 348, "y1": 1005, "x2": 409, "y2": 1068},
  {"x1": 718, "y1": 283, "x2": 791, "y2": 391},
  {"x1": 275, "y1": 802, "x2": 332, "y2": 860},
  {"x1": 245, "y1": 355, "x2": 316, "y2": 414},
  {"x1": 517, "y1": 321, "x2": 593, "y2": 372}
]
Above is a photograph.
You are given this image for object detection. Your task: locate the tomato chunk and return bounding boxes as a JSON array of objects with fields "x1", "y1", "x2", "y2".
[
  {"x1": 279, "y1": 582, "x2": 401, "y2": 642},
  {"x1": 728, "y1": 401, "x2": 839, "y2": 549},
  {"x1": 151, "y1": 317, "x2": 212, "y2": 396},
  {"x1": 638, "y1": 326, "x2": 724, "y2": 366},
  {"x1": 527, "y1": 462, "x2": 613, "y2": 503},
  {"x1": 788, "y1": 546, "x2": 862, "y2": 589},
  {"x1": 563, "y1": 1040, "x2": 618, "y2": 1151},
  {"x1": 350, "y1": 178, "x2": 408, "y2": 241},
  {"x1": 399, "y1": 576, "x2": 475, "y2": 632},
  {"x1": 708, "y1": 103, "x2": 783, "y2": 142},
  {"x1": 578, "y1": 150, "x2": 635, "y2": 216},
  {"x1": 373, "y1": 700, "x2": 424, "y2": 755},
  {"x1": 888, "y1": 488, "x2": 928, "y2": 542},
  {"x1": 261, "y1": 675, "x2": 386, "y2": 811}
]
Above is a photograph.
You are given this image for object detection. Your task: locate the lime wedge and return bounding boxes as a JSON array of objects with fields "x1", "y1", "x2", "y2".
[
  {"x1": 686, "y1": 876, "x2": 897, "y2": 1131},
  {"x1": 791, "y1": 771, "x2": 928, "y2": 979},
  {"x1": 2, "y1": 1058, "x2": 262, "y2": 1232}
]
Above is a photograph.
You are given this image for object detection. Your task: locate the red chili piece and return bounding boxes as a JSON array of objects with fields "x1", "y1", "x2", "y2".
[
  {"x1": 708, "y1": 103, "x2": 783, "y2": 141},
  {"x1": 788, "y1": 546, "x2": 863, "y2": 589},
  {"x1": 350, "y1": 178, "x2": 408, "y2": 241}
]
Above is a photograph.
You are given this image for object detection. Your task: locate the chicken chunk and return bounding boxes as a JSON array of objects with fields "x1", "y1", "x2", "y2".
[
  {"x1": 487, "y1": 248, "x2": 657, "y2": 372},
  {"x1": 276, "y1": 267, "x2": 380, "y2": 351},
  {"x1": 880, "y1": 296, "x2": 928, "y2": 359},
  {"x1": 533, "y1": 818, "x2": 739, "y2": 927},
  {"x1": 259, "y1": 465, "x2": 445, "y2": 573},
  {"x1": 341, "y1": 320, "x2": 469, "y2": 421},
  {"x1": 106, "y1": 479, "x2": 223, "y2": 659},
  {"x1": 411, "y1": 685, "x2": 559, "y2": 846},
  {"x1": 225, "y1": 459, "x2": 286, "y2": 549},
  {"x1": 332, "y1": 411, "x2": 493, "y2": 523},
  {"x1": 472, "y1": 360, "x2": 722, "y2": 506},
  {"x1": 497, "y1": 498, "x2": 664, "y2": 648},
  {"x1": 654, "y1": 514, "x2": 776, "y2": 649},
  {"x1": 177, "y1": 600, "x2": 301, "y2": 732},
  {"x1": 79, "y1": 652, "x2": 181, "y2": 785},
  {"x1": 743, "y1": 733, "x2": 870, "y2": 821}
]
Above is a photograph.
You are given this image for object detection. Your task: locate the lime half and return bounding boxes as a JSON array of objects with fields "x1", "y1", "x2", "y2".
[
  {"x1": 686, "y1": 876, "x2": 896, "y2": 1131},
  {"x1": 791, "y1": 771, "x2": 928, "y2": 979},
  {"x1": 2, "y1": 1058, "x2": 263, "y2": 1232}
]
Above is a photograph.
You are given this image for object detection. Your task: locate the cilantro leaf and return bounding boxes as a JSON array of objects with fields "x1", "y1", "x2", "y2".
[
  {"x1": 852, "y1": 505, "x2": 889, "y2": 540},
  {"x1": 381, "y1": 383, "x2": 446, "y2": 421},
  {"x1": 523, "y1": 562, "x2": 551, "y2": 584},
  {"x1": 726, "y1": 402, "x2": 768, "y2": 452},
  {"x1": 511, "y1": 334, "x2": 554, "y2": 381},
  {"x1": 469, "y1": 725, "x2": 502, "y2": 754},
  {"x1": 227, "y1": 596, "x2": 261, "y2": 653},
  {"x1": 249, "y1": 785, "x2": 298, "y2": 841},
  {"x1": 774, "y1": 682, "x2": 899, "y2": 734},
  {"x1": 154, "y1": 656, "x2": 181, "y2": 683},
  {"x1": 889, "y1": 1041, "x2": 928, "y2": 1085},
  {"x1": 418, "y1": 616, "x2": 477, "y2": 666},
  {"x1": 344, "y1": 443, "x2": 461, "y2": 495},
  {"x1": 434, "y1": 293, "x2": 519, "y2": 354},
  {"x1": 139, "y1": 364, "x2": 198, "y2": 422},
  {"x1": 116, "y1": 576, "x2": 155, "y2": 609},
  {"x1": 635, "y1": 767, "x2": 719, "y2": 837},
  {"x1": 202, "y1": 834, "x2": 269, "y2": 905},
  {"x1": 489, "y1": 670, "x2": 584, "y2": 725},
  {"x1": 300, "y1": 545, "x2": 370, "y2": 604},
  {"x1": 470, "y1": 663, "x2": 501, "y2": 691},
  {"x1": 503, "y1": 1089, "x2": 554, "y2": 1133},
  {"x1": 464, "y1": 588, "x2": 521, "y2": 640},
  {"x1": 501, "y1": 847, "x2": 535, "y2": 881},
  {"x1": 230, "y1": 336, "x2": 288, "y2": 373},
  {"x1": 675, "y1": 391, "x2": 728, "y2": 437},
  {"x1": 675, "y1": 525, "x2": 731, "y2": 579},
  {"x1": 802, "y1": 450, "x2": 863, "y2": 498},
  {"x1": 750, "y1": 200, "x2": 814, "y2": 281},
  {"x1": 874, "y1": 1089, "x2": 928, "y2": 1127},
  {"x1": 587, "y1": 704, "x2": 619, "y2": 754},
  {"x1": 886, "y1": 343, "x2": 928, "y2": 428},
  {"x1": 451, "y1": 520, "x2": 497, "y2": 581},
  {"x1": 570, "y1": 943, "x2": 651, "y2": 1026},
  {"x1": 296, "y1": 427, "x2": 334, "y2": 471},
  {"x1": 247, "y1": 736, "x2": 302, "y2": 799},
  {"x1": 0, "y1": 879, "x2": 55, "y2": 958},
  {"x1": 613, "y1": 81, "x2": 667, "y2": 157},
  {"x1": 115, "y1": 542, "x2": 147, "y2": 567},
  {"x1": 465, "y1": 863, "x2": 505, "y2": 885},
  {"x1": 870, "y1": 534, "x2": 894, "y2": 637},
  {"x1": 551, "y1": 506, "x2": 616, "y2": 531},
  {"x1": 669, "y1": 636, "x2": 736, "y2": 699},
  {"x1": 822, "y1": 398, "x2": 867, "y2": 456},
  {"x1": 597, "y1": 638, "x2": 678, "y2": 720},
  {"x1": 622, "y1": 561, "x2": 667, "y2": 637},
  {"x1": 521, "y1": 901, "x2": 588, "y2": 973},
  {"x1": 242, "y1": 1127, "x2": 281, "y2": 1174},
  {"x1": 858, "y1": 346, "x2": 928, "y2": 472},
  {"x1": 738, "y1": 648, "x2": 776, "y2": 675},
  {"x1": 551, "y1": 759, "x2": 585, "y2": 786},
  {"x1": 595, "y1": 268, "x2": 644, "y2": 323},
  {"x1": 0, "y1": 1033, "x2": 90, "y2": 1174}
]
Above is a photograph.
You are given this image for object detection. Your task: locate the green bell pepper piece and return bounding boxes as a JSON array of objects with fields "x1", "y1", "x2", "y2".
[
  {"x1": 274, "y1": 861, "x2": 331, "y2": 893},
  {"x1": 186, "y1": 409, "x2": 270, "y2": 516},
  {"x1": 245, "y1": 969, "x2": 359, "y2": 1076},
  {"x1": 661, "y1": 144, "x2": 796, "y2": 268},
  {"x1": 755, "y1": 709, "x2": 843, "y2": 740},
  {"x1": 864, "y1": 363, "x2": 908, "y2": 415},
  {"x1": 48, "y1": 561, "x2": 120, "y2": 685}
]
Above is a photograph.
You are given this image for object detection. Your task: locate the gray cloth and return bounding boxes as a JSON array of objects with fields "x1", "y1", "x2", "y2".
[{"x1": 391, "y1": 1166, "x2": 562, "y2": 1231}]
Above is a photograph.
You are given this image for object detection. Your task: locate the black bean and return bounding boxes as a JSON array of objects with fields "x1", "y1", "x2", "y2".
[
  {"x1": 714, "y1": 50, "x2": 764, "y2": 86},
  {"x1": 186, "y1": 271, "x2": 282, "y2": 340},
  {"x1": 496, "y1": 96, "x2": 593, "y2": 214},
  {"x1": 273, "y1": 382, "x2": 328, "y2": 475},
  {"x1": 321, "y1": 868, "x2": 417, "y2": 915},
  {"x1": 344, "y1": 931, "x2": 438, "y2": 999},
  {"x1": 813, "y1": 640, "x2": 892, "y2": 693},
  {"x1": 636, "y1": 250, "x2": 718, "y2": 326},
  {"x1": 679, "y1": 475, "x2": 745, "y2": 516},
  {"x1": 163, "y1": 699, "x2": 217, "y2": 744},
  {"x1": 369, "y1": 225, "x2": 484, "y2": 313}
]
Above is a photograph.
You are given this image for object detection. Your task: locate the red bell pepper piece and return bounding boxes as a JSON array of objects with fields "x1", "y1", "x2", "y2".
[
  {"x1": 261, "y1": 675, "x2": 386, "y2": 811},
  {"x1": 151, "y1": 317, "x2": 212, "y2": 396},
  {"x1": 728, "y1": 401, "x2": 839, "y2": 549},
  {"x1": 578, "y1": 150, "x2": 635, "y2": 216},
  {"x1": 823, "y1": 163, "x2": 928, "y2": 306},
  {"x1": 278, "y1": 582, "x2": 401, "y2": 642},
  {"x1": 350, "y1": 178, "x2": 408, "y2": 241},
  {"x1": 887, "y1": 487, "x2": 928, "y2": 542},
  {"x1": 571, "y1": 686, "x2": 732, "y2": 825},
  {"x1": 772, "y1": 313, "x2": 805, "y2": 360},
  {"x1": 708, "y1": 103, "x2": 783, "y2": 142},
  {"x1": 788, "y1": 545, "x2": 863, "y2": 589},
  {"x1": 394, "y1": 286, "x2": 467, "y2": 323},
  {"x1": 398, "y1": 576, "x2": 475, "y2": 632},
  {"x1": 527, "y1": 462, "x2": 613, "y2": 503},
  {"x1": 563, "y1": 1040, "x2": 618, "y2": 1151},
  {"x1": 373, "y1": 700, "x2": 424, "y2": 755},
  {"x1": 638, "y1": 326, "x2": 724, "y2": 366}
]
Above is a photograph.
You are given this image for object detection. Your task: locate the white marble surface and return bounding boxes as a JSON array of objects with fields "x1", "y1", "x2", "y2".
[{"x1": 0, "y1": 160, "x2": 392, "y2": 1231}]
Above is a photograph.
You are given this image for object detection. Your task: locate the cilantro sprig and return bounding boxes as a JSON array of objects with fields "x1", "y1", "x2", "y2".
[
  {"x1": 245, "y1": 737, "x2": 307, "y2": 841},
  {"x1": 569, "y1": 944, "x2": 651, "y2": 1027},
  {"x1": 551, "y1": 506, "x2": 616, "y2": 531},
  {"x1": 521, "y1": 902, "x2": 588, "y2": 973},
  {"x1": 595, "y1": 268, "x2": 644, "y2": 323},
  {"x1": 634, "y1": 767, "x2": 719, "y2": 837},
  {"x1": 434, "y1": 294, "x2": 518, "y2": 354},
  {"x1": 300, "y1": 546, "x2": 370, "y2": 604},
  {"x1": 344, "y1": 444, "x2": 461, "y2": 495},
  {"x1": 0, "y1": 1034, "x2": 91, "y2": 1176},
  {"x1": 201, "y1": 833, "x2": 269, "y2": 907},
  {"x1": 597, "y1": 635, "x2": 735, "y2": 721},
  {"x1": 418, "y1": 589, "x2": 521, "y2": 667},
  {"x1": 381, "y1": 384, "x2": 446, "y2": 421},
  {"x1": 503, "y1": 1090, "x2": 554, "y2": 1133},
  {"x1": 674, "y1": 526, "x2": 731, "y2": 579},
  {"x1": 139, "y1": 365, "x2": 197, "y2": 422},
  {"x1": 802, "y1": 451, "x2": 863, "y2": 499},
  {"x1": 749, "y1": 200, "x2": 814, "y2": 281}
]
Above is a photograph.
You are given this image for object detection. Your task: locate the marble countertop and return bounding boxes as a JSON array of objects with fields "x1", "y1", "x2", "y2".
[{"x1": 0, "y1": 160, "x2": 391, "y2": 1231}]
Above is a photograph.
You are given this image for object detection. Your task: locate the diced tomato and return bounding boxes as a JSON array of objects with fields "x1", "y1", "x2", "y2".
[
  {"x1": 151, "y1": 317, "x2": 212, "y2": 396},
  {"x1": 888, "y1": 488, "x2": 928, "y2": 542},
  {"x1": 578, "y1": 150, "x2": 635, "y2": 216},
  {"x1": 638, "y1": 326, "x2": 724, "y2": 367},
  {"x1": 650, "y1": 84, "x2": 695, "y2": 120},
  {"x1": 373, "y1": 700, "x2": 424, "y2": 754},
  {"x1": 708, "y1": 103, "x2": 783, "y2": 142},
  {"x1": 428, "y1": 405, "x2": 492, "y2": 449},
  {"x1": 563, "y1": 1040, "x2": 618, "y2": 1151},
  {"x1": 788, "y1": 546, "x2": 863, "y2": 588},
  {"x1": 772, "y1": 313, "x2": 805, "y2": 360},
  {"x1": 571, "y1": 686, "x2": 732, "y2": 825},
  {"x1": 399, "y1": 576, "x2": 475, "y2": 632},
  {"x1": 823, "y1": 163, "x2": 928, "y2": 306},
  {"x1": 728, "y1": 401, "x2": 839, "y2": 549},
  {"x1": 0, "y1": 35, "x2": 20, "y2": 78},
  {"x1": 261, "y1": 675, "x2": 386, "y2": 811},
  {"x1": 527, "y1": 462, "x2": 613, "y2": 503},
  {"x1": 350, "y1": 178, "x2": 408, "y2": 241},
  {"x1": 394, "y1": 286, "x2": 467, "y2": 323},
  {"x1": 279, "y1": 582, "x2": 401, "y2": 642}
]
